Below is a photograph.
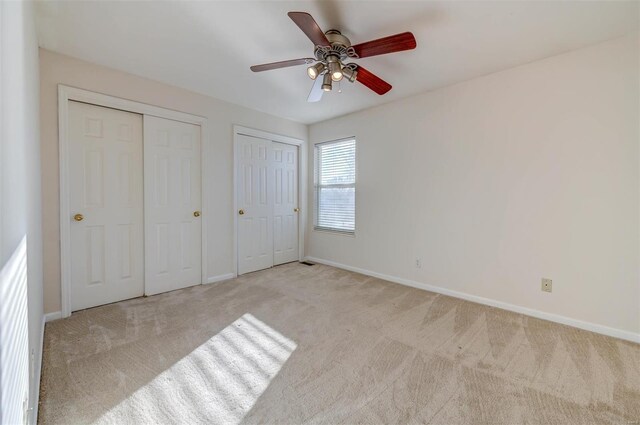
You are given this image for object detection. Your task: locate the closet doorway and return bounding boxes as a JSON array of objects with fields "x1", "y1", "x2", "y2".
[
  {"x1": 234, "y1": 127, "x2": 305, "y2": 275},
  {"x1": 59, "y1": 86, "x2": 208, "y2": 317}
]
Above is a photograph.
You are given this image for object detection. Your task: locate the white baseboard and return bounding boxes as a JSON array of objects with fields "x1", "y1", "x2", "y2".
[
  {"x1": 36, "y1": 312, "x2": 63, "y2": 422},
  {"x1": 205, "y1": 273, "x2": 236, "y2": 285},
  {"x1": 29, "y1": 315, "x2": 45, "y2": 425},
  {"x1": 44, "y1": 311, "x2": 62, "y2": 323},
  {"x1": 304, "y1": 256, "x2": 640, "y2": 344}
]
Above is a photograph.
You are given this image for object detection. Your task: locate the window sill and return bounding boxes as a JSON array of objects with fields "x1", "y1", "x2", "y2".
[{"x1": 313, "y1": 228, "x2": 355, "y2": 237}]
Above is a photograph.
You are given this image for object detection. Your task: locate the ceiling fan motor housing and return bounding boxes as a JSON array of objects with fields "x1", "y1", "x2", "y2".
[
  {"x1": 314, "y1": 29, "x2": 359, "y2": 63},
  {"x1": 326, "y1": 30, "x2": 351, "y2": 48}
]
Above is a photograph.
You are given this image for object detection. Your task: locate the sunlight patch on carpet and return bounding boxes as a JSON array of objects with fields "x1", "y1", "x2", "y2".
[{"x1": 96, "y1": 313, "x2": 297, "y2": 424}]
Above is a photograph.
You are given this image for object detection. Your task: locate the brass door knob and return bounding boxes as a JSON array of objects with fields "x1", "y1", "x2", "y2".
[
  {"x1": 73, "y1": 214, "x2": 84, "y2": 222},
  {"x1": 193, "y1": 211, "x2": 201, "y2": 217},
  {"x1": 294, "y1": 208, "x2": 300, "y2": 212},
  {"x1": 238, "y1": 209, "x2": 245, "y2": 215}
]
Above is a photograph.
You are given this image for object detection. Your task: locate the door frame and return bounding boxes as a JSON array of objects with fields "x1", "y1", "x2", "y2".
[
  {"x1": 58, "y1": 85, "x2": 209, "y2": 318},
  {"x1": 233, "y1": 125, "x2": 306, "y2": 276}
]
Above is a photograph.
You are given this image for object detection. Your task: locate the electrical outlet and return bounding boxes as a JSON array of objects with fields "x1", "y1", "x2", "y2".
[
  {"x1": 541, "y1": 278, "x2": 552, "y2": 293},
  {"x1": 415, "y1": 258, "x2": 422, "y2": 269}
]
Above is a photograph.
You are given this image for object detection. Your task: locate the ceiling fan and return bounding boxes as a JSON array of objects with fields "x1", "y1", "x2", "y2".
[{"x1": 250, "y1": 12, "x2": 417, "y2": 102}]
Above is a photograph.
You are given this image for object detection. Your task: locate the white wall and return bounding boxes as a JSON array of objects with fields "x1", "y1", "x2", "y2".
[
  {"x1": 40, "y1": 50, "x2": 307, "y2": 314},
  {"x1": 307, "y1": 34, "x2": 640, "y2": 340},
  {"x1": 0, "y1": 0, "x2": 44, "y2": 424}
]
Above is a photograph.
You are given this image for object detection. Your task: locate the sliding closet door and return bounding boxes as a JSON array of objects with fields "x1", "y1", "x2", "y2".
[
  {"x1": 144, "y1": 116, "x2": 202, "y2": 295},
  {"x1": 68, "y1": 101, "x2": 144, "y2": 311},
  {"x1": 272, "y1": 142, "x2": 299, "y2": 265},
  {"x1": 236, "y1": 134, "x2": 274, "y2": 275}
]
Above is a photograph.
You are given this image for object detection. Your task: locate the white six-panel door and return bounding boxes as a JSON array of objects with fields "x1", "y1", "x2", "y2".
[
  {"x1": 144, "y1": 116, "x2": 202, "y2": 295},
  {"x1": 273, "y1": 142, "x2": 299, "y2": 265},
  {"x1": 69, "y1": 101, "x2": 144, "y2": 311},
  {"x1": 236, "y1": 135, "x2": 299, "y2": 274},
  {"x1": 237, "y1": 134, "x2": 274, "y2": 274}
]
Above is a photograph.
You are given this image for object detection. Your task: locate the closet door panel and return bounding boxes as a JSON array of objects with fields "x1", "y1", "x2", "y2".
[
  {"x1": 273, "y1": 142, "x2": 299, "y2": 265},
  {"x1": 144, "y1": 116, "x2": 202, "y2": 295},
  {"x1": 236, "y1": 134, "x2": 274, "y2": 274},
  {"x1": 68, "y1": 101, "x2": 144, "y2": 311}
]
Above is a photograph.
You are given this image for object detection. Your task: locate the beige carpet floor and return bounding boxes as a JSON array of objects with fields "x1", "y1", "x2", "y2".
[{"x1": 39, "y1": 262, "x2": 640, "y2": 424}]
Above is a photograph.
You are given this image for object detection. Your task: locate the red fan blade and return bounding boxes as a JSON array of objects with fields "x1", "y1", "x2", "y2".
[
  {"x1": 288, "y1": 12, "x2": 330, "y2": 47},
  {"x1": 352, "y1": 32, "x2": 416, "y2": 58},
  {"x1": 355, "y1": 66, "x2": 392, "y2": 95},
  {"x1": 250, "y1": 58, "x2": 314, "y2": 72}
]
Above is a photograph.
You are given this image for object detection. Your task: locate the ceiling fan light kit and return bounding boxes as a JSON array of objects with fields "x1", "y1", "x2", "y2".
[
  {"x1": 250, "y1": 11, "x2": 417, "y2": 102},
  {"x1": 342, "y1": 65, "x2": 357, "y2": 83},
  {"x1": 307, "y1": 62, "x2": 325, "y2": 80},
  {"x1": 326, "y1": 55, "x2": 343, "y2": 82},
  {"x1": 321, "y1": 73, "x2": 333, "y2": 91}
]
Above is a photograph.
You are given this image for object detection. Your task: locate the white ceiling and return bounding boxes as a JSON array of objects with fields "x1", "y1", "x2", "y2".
[{"x1": 36, "y1": 1, "x2": 638, "y2": 124}]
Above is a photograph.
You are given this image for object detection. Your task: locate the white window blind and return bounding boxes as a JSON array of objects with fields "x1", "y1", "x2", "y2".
[{"x1": 314, "y1": 138, "x2": 356, "y2": 234}]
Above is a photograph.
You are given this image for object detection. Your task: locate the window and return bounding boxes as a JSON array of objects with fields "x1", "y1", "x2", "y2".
[{"x1": 314, "y1": 138, "x2": 356, "y2": 234}]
